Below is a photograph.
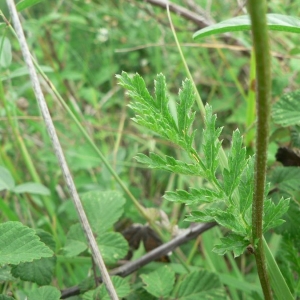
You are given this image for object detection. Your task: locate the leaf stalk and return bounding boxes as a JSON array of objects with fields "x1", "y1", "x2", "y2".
[{"x1": 247, "y1": 0, "x2": 272, "y2": 298}]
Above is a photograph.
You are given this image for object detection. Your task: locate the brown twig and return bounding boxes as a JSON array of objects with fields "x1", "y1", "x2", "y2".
[{"x1": 60, "y1": 222, "x2": 216, "y2": 299}]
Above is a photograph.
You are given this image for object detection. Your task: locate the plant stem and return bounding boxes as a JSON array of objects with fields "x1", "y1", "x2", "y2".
[{"x1": 247, "y1": 1, "x2": 272, "y2": 299}]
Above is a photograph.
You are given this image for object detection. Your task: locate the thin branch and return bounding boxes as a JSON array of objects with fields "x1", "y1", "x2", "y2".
[
  {"x1": 5, "y1": 1, "x2": 118, "y2": 299},
  {"x1": 60, "y1": 222, "x2": 216, "y2": 299},
  {"x1": 142, "y1": 0, "x2": 213, "y2": 28}
]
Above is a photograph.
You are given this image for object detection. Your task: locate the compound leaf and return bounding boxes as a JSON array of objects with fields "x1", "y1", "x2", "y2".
[
  {"x1": 135, "y1": 153, "x2": 204, "y2": 176},
  {"x1": 223, "y1": 129, "x2": 247, "y2": 201},
  {"x1": 263, "y1": 198, "x2": 290, "y2": 233},
  {"x1": 213, "y1": 234, "x2": 249, "y2": 257},
  {"x1": 202, "y1": 105, "x2": 222, "y2": 178},
  {"x1": 164, "y1": 188, "x2": 223, "y2": 205}
]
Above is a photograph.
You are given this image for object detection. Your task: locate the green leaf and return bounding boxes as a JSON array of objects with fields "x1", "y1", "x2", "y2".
[
  {"x1": 177, "y1": 79, "x2": 196, "y2": 148},
  {"x1": 11, "y1": 230, "x2": 56, "y2": 285},
  {"x1": 0, "y1": 37, "x2": 12, "y2": 69},
  {"x1": 239, "y1": 156, "x2": 254, "y2": 216},
  {"x1": 117, "y1": 72, "x2": 178, "y2": 143},
  {"x1": 0, "y1": 265, "x2": 14, "y2": 282},
  {"x1": 263, "y1": 198, "x2": 290, "y2": 232},
  {"x1": 11, "y1": 256, "x2": 56, "y2": 285},
  {"x1": 213, "y1": 233, "x2": 249, "y2": 257},
  {"x1": 27, "y1": 286, "x2": 60, "y2": 300},
  {"x1": 186, "y1": 203, "x2": 224, "y2": 223},
  {"x1": 16, "y1": 0, "x2": 45, "y2": 12},
  {"x1": 193, "y1": 14, "x2": 300, "y2": 40},
  {"x1": 176, "y1": 270, "x2": 226, "y2": 299},
  {"x1": 96, "y1": 232, "x2": 128, "y2": 264},
  {"x1": 214, "y1": 210, "x2": 247, "y2": 235},
  {"x1": 13, "y1": 182, "x2": 50, "y2": 195},
  {"x1": 88, "y1": 276, "x2": 131, "y2": 300},
  {"x1": 223, "y1": 129, "x2": 247, "y2": 201},
  {"x1": 0, "y1": 222, "x2": 53, "y2": 265},
  {"x1": 154, "y1": 74, "x2": 177, "y2": 129},
  {"x1": 272, "y1": 90, "x2": 300, "y2": 127},
  {"x1": 164, "y1": 188, "x2": 223, "y2": 205},
  {"x1": 270, "y1": 167, "x2": 300, "y2": 193},
  {"x1": 63, "y1": 223, "x2": 87, "y2": 257},
  {"x1": 117, "y1": 72, "x2": 199, "y2": 151},
  {"x1": 0, "y1": 166, "x2": 15, "y2": 191},
  {"x1": 81, "y1": 190, "x2": 125, "y2": 235},
  {"x1": 135, "y1": 153, "x2": 205, "y2": 176},
  {"x1": 202, "y1": 105, "x2": 222, "y2": 177},
  {"x1": 140, "y1": 266, "x2": 175, "y2": 298}
]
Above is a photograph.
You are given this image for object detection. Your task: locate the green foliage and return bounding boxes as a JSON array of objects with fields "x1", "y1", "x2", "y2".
[
  {"x1": 118, "y1": 72, "x2": 289, "y2": 257},
  {"x1": 63, "y1": 191, "x2": 128, "y2": 264},
  {"x1": 83, "y1": 276, "x2": 131, "y2": 300},
  {"x1": 176, "y1": 270, "x2": 226, "y2": 299},
  {"x1": 11, "y1": 230, "x2": 56, "y2": 285},
  {"x1": 0, "y1": 166, "x2": 50, "y2": 195},
  {"x1": 272, "y1": 90, "x2": 300, "y2": 127}
]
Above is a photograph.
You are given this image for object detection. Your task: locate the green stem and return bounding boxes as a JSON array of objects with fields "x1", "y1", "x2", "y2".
[{"x1": 247, "y1": 1, "x2": 272, "y2": 299}]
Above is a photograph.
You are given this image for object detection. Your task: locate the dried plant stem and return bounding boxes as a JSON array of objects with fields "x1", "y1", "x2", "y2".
[
  {"x1": 247, "y1": 0, "x2": 272, "y2": 299},
  {"x1": 5, "y1": 1, "x2": 118, "y2": 299}
]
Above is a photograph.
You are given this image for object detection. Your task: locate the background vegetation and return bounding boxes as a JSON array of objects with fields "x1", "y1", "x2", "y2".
[{"x1": 0, "y1": 0, "x2": 300, "y2": 299}]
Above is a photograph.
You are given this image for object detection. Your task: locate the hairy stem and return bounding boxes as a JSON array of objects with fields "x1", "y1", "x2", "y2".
[{"x1": 247, "y1": 1, "x2": 272, "y2": 299}]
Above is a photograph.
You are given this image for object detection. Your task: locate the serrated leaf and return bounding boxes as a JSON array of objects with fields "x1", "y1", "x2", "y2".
[
  {"x1": 270, "y1": 167, "x2": 300, "y2": 193},
  {"x1": 164, "y1": 188, "x2": 223, "y2": 205},
  {"x1": 155, "y1": 74, "x2": 177, "y2": 128},
  {"x1": 176, "y1": 270, "x2": 226, "y2": 299},
  {"x1": 96, "y1": 232, "x2": 128, "y2": 264},
  {"x1": 0, "y1": 166, "x2": 15, "y2": 191},
  {"x1": 186, "y1": 203, "x2": 224, "y2": 222},
  {"x1": 118, "y1": 72, "x2": 178, "y2": 143},
  {"x1": 239, "y1": 156, "x2": 254, "y2": 215},
  {"x1": 81, "y1": 190, "x2": 125, "y2": 235},
  {"x1": 13, "y1": 182, "x2": 50, "y2": 195},
  {"x1": 11, "y1": 230, "x2": 56, "y2": 285},
  {"x1": 135, "y1": 153, "x2": 204, "y2": 176},
  {"x1": 63, "y1": 223, "x2": 87, "y2": 257},
  {"x1": 263, "y1": 198, "x2": 290, "y2": 232},
  {"x1": 0, "y1": 222, "x2": 53, "y2": 265},
  {"x1": 214, "y1": 211, "x2": 247, "y2": 235},
  {"x1": 89, "y1": 276, "x2": 131, "y2": 300},
  {"x1": 177, "y1": 79, "x2": 196, "y2": 148},
  {"x1": 27, "y1": 286, "x2": 60, "y2": 300},
  {"x1": 11, "y1": 256, "x2": 56, "y2": 285},
  {"x1": 223, "y1": 129, "x2": 247, "y2": 201},
  {"x1": 272, "y1": 90, "x2": 300, "y2": 127},
  {"x1": 193, "y1": 14, "x2": 300, "y2": 40},
  {"x1": 140, "y1": 266, "x2": 175, "y2": 298},
  {"x1": 202, "y1": 105, "x2": 222, "y2": 177},
  {"x1": 213, "y1": 234, "x2": 249, "y2": 257}
]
